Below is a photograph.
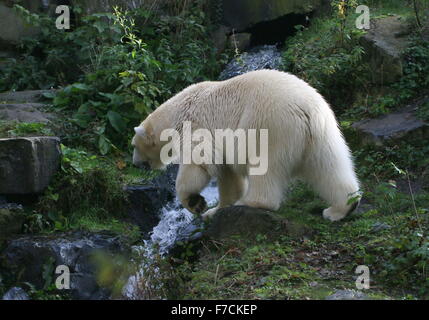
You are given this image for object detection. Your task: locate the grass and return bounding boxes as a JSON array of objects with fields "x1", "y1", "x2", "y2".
[
  {"x1": 170, "y1": 177, "x2": 429, "y2": 300},
  {"x1": 2, "y1": 0, "x2": 429, "y2": 300},
  {"x1": 0, "y1": 120, "x2": 55, "y2": 138}
]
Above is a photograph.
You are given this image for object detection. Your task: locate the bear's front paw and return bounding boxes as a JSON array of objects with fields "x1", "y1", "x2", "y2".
[{"x1": 188, "y1": 194, "x2": 208, "y2": 215}]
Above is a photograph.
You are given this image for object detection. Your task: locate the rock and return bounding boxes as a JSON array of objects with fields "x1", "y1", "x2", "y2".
[
  {"x1": 0, "y1": 103, "x2": 55, "y2": 123},
  {"x1": 351, "y1": 202, "x2": 374, "y2": 216},
  {"x1": 0, "y1": 90, "x2": 56, "y2": 104},
  {"x1": 205, "y1": 206, "x2": 313, "y2": 240},
  {"x1": 221, "y1": 0, "x2": 321, "y2": 31},
  {"x1": 0, "y1": 231, "x2": 131, "y2": 300},
  {"x1": 360, "y1": 15, "x2": 411, "y2": 84},
  {"x1": 211, "y1": 25, "x2": 231, "y2": 53},
  {"x1": 125, "y1": 185, "x2": 174, "y2": 237},
  {"x1": 0, "y1": 203, "x2": 25, "y2": 241},
  {"x1": 0, "y1": 137, "x2": 61, "y2": 194},
  {"x1": 371, "y1": 222, "x2": 391, "y2": 233},
  {"x1": 2, "y1": 287, "x2": 30, "y2": 300},
  {"x1": 229, "y1": 33, "x2": 252, "y2": 52},
  {"x1": 219, "y1": 45, "x2": 282, "y2": 80},
  {"x1": 352, "y1": 105, "x2": 428, "y2": 146},
  {"x1": 0, "y1": 2, "x2": 40, "y2": 48},
  {"x1": 326, "y1": 289, "x2": 369, "y2": 300},
  {"x1": 124, "y1": 165, "x2": 177, "y2": 237}
]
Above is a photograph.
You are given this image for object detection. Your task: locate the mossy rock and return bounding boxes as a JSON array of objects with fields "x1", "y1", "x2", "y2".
[
  {"x1": 205, "y1": 206, "x2": 313, "y2": 241},
  {"x1": 0, "y1": 207, "x2": 25, "y2": 241}
]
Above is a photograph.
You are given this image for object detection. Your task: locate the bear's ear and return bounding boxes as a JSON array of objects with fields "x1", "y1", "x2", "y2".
[
  {"x1": 134, "y1": 126, "x2": 155, "y2": 145},
  {"x1": 134, "y1": 126, "x2": 145, "y2": 136}
]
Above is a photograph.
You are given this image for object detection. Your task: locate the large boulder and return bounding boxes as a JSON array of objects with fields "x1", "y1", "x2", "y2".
[
  {"x1": 352, "y1": 103, "x2": 429, "y2": 146},
  {"x1": 0, "y1": 137, "x2": 61, "y2": 194},
  {"x1": 0, "y1": 90, "x2": 56, "y2": 104},
  {"x1": 0, "y1": 2, "x2": 39, "y2": 48},
  {"x1": 0, "y1": 231, "x2": 131, "y2": 300},
  {"x1": 124, "y1": 165, "x2": 177, "y2": 237},
  {"x1": 0, "y1": 90, "x2": 58, "y2": 125},
  {"x1": 0, "y1": 103, "x2": 55, "y2": 123},
  {"x1": 205, "y1": 206, "x2": 313, "y2": 241},
  {"x1": 221, "y1": 0, "x2": 321, "y2": 31},
  {"x1": 360, "y1": 15, "x2": 411, "y2": 84}
]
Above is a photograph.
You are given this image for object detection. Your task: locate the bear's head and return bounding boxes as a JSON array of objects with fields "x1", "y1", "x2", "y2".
[{"x1": 132, "y1": 117, "x2": 167, "y2": 170}]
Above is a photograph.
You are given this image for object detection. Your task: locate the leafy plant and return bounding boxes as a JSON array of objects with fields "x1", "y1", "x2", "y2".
[
  {"x1": 0, "y1": 121, "x2": 54, "y2": 138},
  {"x1": 282, "y1": 10, "x2": 368, "y2": 109}
]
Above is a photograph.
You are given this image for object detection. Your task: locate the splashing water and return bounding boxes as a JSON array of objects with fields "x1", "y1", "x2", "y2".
[{"x1": 123, "y1": 180, "x2": 218, "y2": 299}]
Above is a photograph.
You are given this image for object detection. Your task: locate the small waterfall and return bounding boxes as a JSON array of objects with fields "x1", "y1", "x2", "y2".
[{"x1": 123, "y1": 180, "x2": 218, "y2": 299}]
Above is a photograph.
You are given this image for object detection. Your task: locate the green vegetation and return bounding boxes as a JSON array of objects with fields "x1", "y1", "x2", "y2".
[
  {"x1": 164, "y1": 176, "x2": 428, "y2": 299},
  {"x1": 0, "y1": 0, "x2": 225, "y2": 240},
  {"x1": 19, "y1": 144, "x2": 140, "y2": 241},
  {"x1": 163, "y1": 0, "x2": 429, "y2": 300},
  {"x1": 1, "y1": 2, "x2": 227, "y2": 155},
  {"x1": 0, "y1": 121, "x2": 54, "y2": 138},
  {"x1": 1, "y1": 0, "x2": 429, "y2": 300}
]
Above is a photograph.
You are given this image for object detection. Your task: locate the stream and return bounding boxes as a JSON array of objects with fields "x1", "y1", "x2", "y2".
[{"x1": 123, "y1": 180, "x2": 219, "y2": 299}]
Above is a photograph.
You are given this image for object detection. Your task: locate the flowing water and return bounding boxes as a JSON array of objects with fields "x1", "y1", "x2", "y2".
[{"x1": 123, "y1": 180, "x2": 219, "y2": 299}]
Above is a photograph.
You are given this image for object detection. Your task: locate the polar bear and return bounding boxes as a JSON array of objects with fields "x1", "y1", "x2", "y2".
[{"x1": 132, "y1": 70, "x2": 360, "y2": 222}]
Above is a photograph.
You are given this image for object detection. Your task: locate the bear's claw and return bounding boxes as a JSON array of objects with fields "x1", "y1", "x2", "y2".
[{"x1": 188, "y1": 194, "x2": 208, "y2": 214}]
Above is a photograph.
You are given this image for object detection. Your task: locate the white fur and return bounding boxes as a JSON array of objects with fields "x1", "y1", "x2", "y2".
[{"x1": 132, "y1": 70, "x2": 361, "y2": 221}]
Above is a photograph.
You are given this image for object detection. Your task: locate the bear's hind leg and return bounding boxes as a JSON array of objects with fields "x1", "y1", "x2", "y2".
[
  {"x1": 234, "y1": 173, "x2": 284, "y2": 211},
  {"x1": 303, "y1": 153, "x2": 360, "y2": 222}
]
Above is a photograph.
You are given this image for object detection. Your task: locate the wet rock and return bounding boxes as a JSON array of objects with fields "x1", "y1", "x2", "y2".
[
  {"x1": 0, "y1": 90, "x2": 56, "y2": 104},
  {"x1": 221, "y1": 0, "x2": 321, "y2": 31},
  {"x1": 360, "y1": 15, "x2": 411, "y2": 84},
  {"x1": 125, "y1": 185, "x2": 174, "y2": 237},
  {"x1": 0, "y1": 137, "x2": 61, "y2": 194},
  {"x1": 0, "y1": 231, "x2": 131, "y2": 300},
  {"x1": 2, "y1": 287, "x2": 30, "y2": 300},
  {"x1": 371, "y1": 222, "x2": 391, "y2": 233},
  {"x1": 352, "y1": 105, "x2": 428, "y2": 146},
  {"x1": 326, "y1": 289, "x2": 369, "y2": 300},
  {"x1": 219, "y1": 45, "x2": 282, "y2": 80},
  {"x1": 351, "y1": 202, "x2": 374, "y2": 216},
  {"x1": 205, "y1": 206, "x2": 313, "y2": 241},
  {"x1": 124, "y1": 165, "x2": 177, "y2": 237},
  {"x1": 0, "y1": 103, "x2": 55, "y2": 123}
]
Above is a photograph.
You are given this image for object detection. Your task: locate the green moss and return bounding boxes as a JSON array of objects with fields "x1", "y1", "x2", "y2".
[{"x1": 0, "y1": 120, "x2": 54, "y2": 139}]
